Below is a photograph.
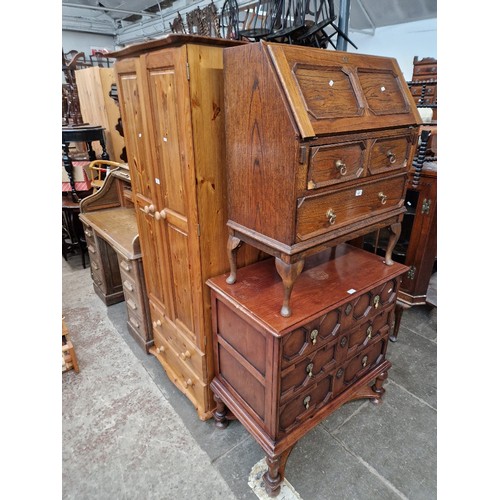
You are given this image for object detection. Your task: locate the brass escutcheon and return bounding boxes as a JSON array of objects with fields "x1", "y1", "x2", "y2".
[
  {"x1": 378, "y1": 192, "x2": 388, "y2": 205},
  {"x1": 326, "y1": 208, "x2": 336, "y2": 225},
  {"x1": 373, "y1": 295, "x2": 380, "y2": 309},
  {"x1": 366, "y1": 325, "x2": 373, "y2": 339},
  {"x1": 345, "y1": 303, "x2": 353, "y2": 315},
  {"x1": 306, "y1": 363, "x2": 314, "y2": 377},
  {"x1": 310, "y1": 329, "x2": 319, "y2": 345},
  {"x1": 386, "y1": 151, "x2": 396, "y2": 164}
]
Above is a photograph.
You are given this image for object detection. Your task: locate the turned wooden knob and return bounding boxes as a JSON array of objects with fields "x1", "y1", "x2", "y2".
[
  {"x1": 179, "y1": 350, "x2": 191, "y2": 360},
  {"x1": 184, "y1": 378, "x2": 193, "y2": 387},
  {"x1": 156, "y1": 345, "x2": 165, "y2": 354},
  {"x1": 153, "y1": 320, "x2": 161, "y2": 328},
  {"x1": 160, "y1": 209, "x2": 167, "y2": 219}
]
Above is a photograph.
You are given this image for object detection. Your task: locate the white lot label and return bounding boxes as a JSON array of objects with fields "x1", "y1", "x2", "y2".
[{"x1": 355, "y1": 189, "x2": 363, "y2": 196}]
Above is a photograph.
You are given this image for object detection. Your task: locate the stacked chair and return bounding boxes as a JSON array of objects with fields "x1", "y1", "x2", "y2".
[{"x1": 220, "y1": 0, "x2": 357, "y2": 49}]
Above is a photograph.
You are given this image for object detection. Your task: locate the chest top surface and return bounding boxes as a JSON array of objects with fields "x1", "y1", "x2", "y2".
[{"x1": 207, "y1": 244, "x2": 408, "y2": 335}]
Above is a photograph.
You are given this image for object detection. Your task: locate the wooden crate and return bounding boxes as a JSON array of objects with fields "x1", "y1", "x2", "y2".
[{"x1": 75, "y1": 66, "x2": 126, "y2": 163}]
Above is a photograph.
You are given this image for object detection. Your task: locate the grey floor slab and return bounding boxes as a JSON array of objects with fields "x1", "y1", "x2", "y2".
[
  {"x1": 386, "y1": 328, "x2": 437, "y2": 409},
  {"x1": 323, "y1": 380, "x2": 437, "y2": 500}
]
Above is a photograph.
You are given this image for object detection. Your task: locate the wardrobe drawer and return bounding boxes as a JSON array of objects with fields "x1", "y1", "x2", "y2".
[{"x1": 295, "y1": 175, "x2": 406, "y2": 242}]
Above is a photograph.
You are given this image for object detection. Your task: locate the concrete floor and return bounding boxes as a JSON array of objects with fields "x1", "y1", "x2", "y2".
[{"x1": 62, "y1": 252, "x2": 437, "y2": 500}]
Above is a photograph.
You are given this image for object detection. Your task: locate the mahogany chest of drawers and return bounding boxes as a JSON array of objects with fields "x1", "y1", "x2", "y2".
[
  {"x1": 207, "y1": 244, "x2": 408, "y2": 496},
  {"x1": 223, "y1": 41, "x2": 421, "y2": 317}
]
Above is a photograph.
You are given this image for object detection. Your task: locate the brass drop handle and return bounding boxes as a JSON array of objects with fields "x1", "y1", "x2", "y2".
[
  {"x1": 303, "y1": 395, "x2": 311, "y2": 410},
  {"x1": 153, "y1": 320, "x2": 162, "y2": 328},
  {"x1": 386, "y1": 151, "x2": 396, "y2": 164},
  {"x1": 310, "y1": 329, "x2": 318, "y2": 345},
  {"x1": 184, "y1": 378, "x2": 194, "y2": 387},
  {"x1": 366, "y1": 325, "x2": 373, "y2": 339},
  {"x1": 326, "y1": 208, "x2": 336, "y2": 225},
  {"x1": 335, "y1": 159, "x2": 347, "y2": 176},
  {"x1": 373, "y1": 295, "x2": 380, "y2": 309},
  {"x1": 179, "y1": 350, "x2": 191, "y2": 360},
  {"x1": 306, "y1": 362, "x2": 314, "y2": 378},
  {"x1": 362, "y1": 355, "x2": 368, "y2": 368},
  {"x1": 156, "y1": 345, "x2": 165, "y2": 354},
  {"x1": 378, "y1": 192, "x2": 388, "y2": 205}
]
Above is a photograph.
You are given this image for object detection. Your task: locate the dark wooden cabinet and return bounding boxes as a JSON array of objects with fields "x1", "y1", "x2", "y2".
[
  {"x1": 79, "y1": 165, "x2": 153, "y2": 352},
  {"x1": 223, "y1": 41, "x2": 421, "y2": 317},
  {"x1": 208, "y1": 244, "x2": 407, "y2": 496}
]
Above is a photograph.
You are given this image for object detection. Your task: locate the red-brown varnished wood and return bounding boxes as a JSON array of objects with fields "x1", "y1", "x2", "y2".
[{"x1": 208, "y1": 245, "x2": 405, "y2": 494}]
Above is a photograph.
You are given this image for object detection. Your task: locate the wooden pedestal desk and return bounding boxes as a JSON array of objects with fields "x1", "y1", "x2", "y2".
[
  {"x1": 207, "y1": 244, "x2": 407, "y2": 496},
  {"x1": 79, "y1": 165, "x2": 153, "y2": 352}
]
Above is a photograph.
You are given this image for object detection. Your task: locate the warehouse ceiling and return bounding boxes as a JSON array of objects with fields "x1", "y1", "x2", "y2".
[{"x1": 62, "y1": 0, "x2": 437, "y2": 38}]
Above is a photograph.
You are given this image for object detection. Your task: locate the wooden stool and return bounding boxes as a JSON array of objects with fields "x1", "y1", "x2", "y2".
[{"x1": 62, "y1": 318, "x2": 79, "y2": 373}]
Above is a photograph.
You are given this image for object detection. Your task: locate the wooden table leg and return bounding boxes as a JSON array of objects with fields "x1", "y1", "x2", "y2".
[
  {"x1": 275, "y1": 257, "x2": 305, "y2": 317},
  {"x1": 225, "y1": 233, "x2": 242, "y2": 285},
  {"x1": 263, "y1": 445, "x2": 295, "y2": 497},
  {"x1": 390, "y1": 301, "x2": 410, "y2": 342},
  {"x1": 384, "y1": 222, "x2": 401, "y2": 266}
]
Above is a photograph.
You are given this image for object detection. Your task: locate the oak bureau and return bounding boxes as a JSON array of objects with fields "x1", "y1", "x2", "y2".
[
  {"x1": 223, "y1": 41, "x2": 422, "y2": 317},
  {"x1": 208, "y1": 243, "x2": 408, "y2": 496}
]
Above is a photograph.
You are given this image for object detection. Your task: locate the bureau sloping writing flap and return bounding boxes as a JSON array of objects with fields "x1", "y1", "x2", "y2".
[{"x1": 265, "y1": 42, "x2": 421, "y2": 139}]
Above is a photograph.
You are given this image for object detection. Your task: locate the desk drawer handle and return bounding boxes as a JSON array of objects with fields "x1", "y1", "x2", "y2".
[
  {"x1": 88, "y1": 244, "x2": 96, "y2": 254},
  {"x1": 326, "y1": 208, "x2": 336, "y2": 225},
  {"x1": 335, "y1": 159, "x2": 347, "y2": 176},
  {"x1": 373, "y1": 295, "x2": 380, "y2": 309},
  {"x1": 340, "y1": 336, "x2": 347, "y2": 348},
  {"x1": 120, "y1": 261, "x2": 131, "y2": 272},
  {"x1": 184, "y1": 378, "x2": 194, "y2": 388},
  {"x1": 306, "y1": 362, "x2": 314, "y2": 378},
  {"x1": 84, "y1": 229, "x2": 93, "y2": 238},
  {"x1": 386, "y1": 151, "x2": 396, "y2": 164},
  {"x1": 126, "y1": 298, "x2": 137, "y2": 310},
  {"x1": 143, "y1": 204, "x2": 155, "y2": 214},
  {"x1": 130, "y1": 318, "x2": 140, "y2": 329},
  {"x1": 153, "y1": 320, "x2": 162, "y2": 328},
  {"x1": 123, "y1": 280, "x2": 134, "y2": 292},
  {"x1": 156, "y1": 345, "x2": 165, "y2": 354},
  {"x1": 362, "y1": 355, "x2": 369, "y2": 368},
  {"x1": 91, "y1": 262, "x2": 99, "y2": 271}
]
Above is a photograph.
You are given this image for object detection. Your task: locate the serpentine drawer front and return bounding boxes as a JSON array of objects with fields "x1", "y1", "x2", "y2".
[{"x1": 208, "y1": 243, "x2": 408, "y2": 496}]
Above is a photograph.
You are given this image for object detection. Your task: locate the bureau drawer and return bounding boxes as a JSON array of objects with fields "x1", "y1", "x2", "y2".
[
  {"x1": 281, "y1": 308, "x2": 341, "y2": 368},
  {"x1": 296, "y1": 175, "x2": 406, "y2": 241},
  {"x1": 341, "y1": 277, "x2": 400, "y2": 332},
  {"x1": 280, "y1": 338, "x2": 339, "y2": 402},
  {"x1": 368, "y1": 135, "x2": 412, "y2": 176},
  {"x1": 307, "y1": 140, "x2": 366, "y2": 190}
]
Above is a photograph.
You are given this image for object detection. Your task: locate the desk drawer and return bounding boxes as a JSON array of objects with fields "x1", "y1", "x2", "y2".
[{"x1": 296, "y1": 175, "x2": 406, "y2": 242}]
